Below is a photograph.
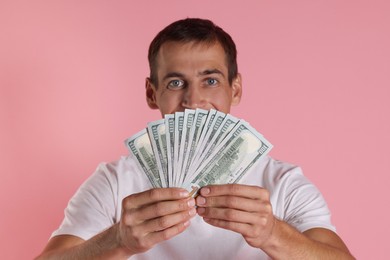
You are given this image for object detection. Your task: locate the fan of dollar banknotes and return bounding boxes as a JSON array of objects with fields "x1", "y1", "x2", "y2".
[{"x1": 124, "y1": 109, "x2": 273, "y2": 196}]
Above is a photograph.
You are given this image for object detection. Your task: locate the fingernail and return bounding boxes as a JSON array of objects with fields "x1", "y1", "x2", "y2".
[
  {"x1": 189, "y1": 208, "x2": 196, "y2": 216},
  {"x1": 197, "y1": 196, "x2": 206, "y2": 205},
  {"x1": 180, "y1": 191, "x2": 189, "y2": 198},
  {"x1": 184, "y1": 220, "x2": 190, "y2": 227},
  {"x1": 197, "y1": 207, "x2": 205, "y2": 215},
  {"x1": 187, "y1": 198, "x2": 195, "y2": 207},
  {"x1": 201, "y1": 187, "x2": 210, "y2": 195}
]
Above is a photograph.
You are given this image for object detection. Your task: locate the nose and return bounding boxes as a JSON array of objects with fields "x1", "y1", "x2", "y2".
[{"x1": 181, "y1": 86, "x2": 206, "y2": 109}]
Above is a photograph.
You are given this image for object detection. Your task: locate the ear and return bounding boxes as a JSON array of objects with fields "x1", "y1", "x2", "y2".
[
  {"x1": 145, "y1": 78, "x2": 159, "y2": 110},
  {"x1": 230, "y1": 73, "x2": 242, "y2": 106}
]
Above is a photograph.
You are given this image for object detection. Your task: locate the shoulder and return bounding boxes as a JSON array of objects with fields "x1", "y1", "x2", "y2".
[
  {"x1": 89, "y1": 155, "x2": 147, "y2": 183},
  {"x1": 254, "y1": 157, "x2": 336, "y2": 232},
  {"x1": 251, "y1": 155, "x2": 322, "y2": 199},
  {"x1": 51, "y1": 155, "x2": 151, "y2": 240},
  {"x1": 262, "y1": 156, "x2": 302, "y2": 177},
  {"x1": 76, "y1": 154, "x2": 151, "y2": 199},
  {"x1": 244, "y1": 155, "x2": 305, "y2": 188}
]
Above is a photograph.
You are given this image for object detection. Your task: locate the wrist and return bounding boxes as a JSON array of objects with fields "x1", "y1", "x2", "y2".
[
  {"x1": 260, "y1": 217, "x2": 282, "y2": 251},
  {"x1": 88, "y1": 223, "x2": 133, "y2": 259},
  {"x1": 111, "y1": 223, "x2": 134, "y2": 258}
]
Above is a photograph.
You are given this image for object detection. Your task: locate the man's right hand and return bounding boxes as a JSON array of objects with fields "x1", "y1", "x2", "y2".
[
  {"x1": 118, "y1": 188, "x2": 196, "y2": 255},
  {"x1": 36, "y1": 188, "x2": 196, "y2": 259}
]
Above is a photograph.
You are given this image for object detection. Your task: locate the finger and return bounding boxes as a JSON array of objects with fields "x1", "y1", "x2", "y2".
[
  {"x1": 200, "y1": 184, "x2": 269, "y2": 200},
  {"x1": 133, "y1": 197, "x2": 195, "y2": 222},
  {"x1": 123, "y1": 188, "x2": 190, "y2": 209},
  {"x1": 197, "y1": 206, "x2": 257, "y2": 224},
  {"x1": 137, "y1": 207, "x2": 196, "y2": 234},
  {"x1": 137, "y1": 221, "x2": 192, "y2": 250},
  {"x1": 196, "y1": 195, "x2": 264, "y2": 212},
  {"x1": 202, "y1": 217, "x2": 253, "y2": 236},
  {"x1": 201, "y1": 213, "x2": 273, "y2": 240}
]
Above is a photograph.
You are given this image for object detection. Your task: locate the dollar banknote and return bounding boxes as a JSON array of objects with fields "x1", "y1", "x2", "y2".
[
  {"x1": 147, "y1": 119, "x2": 168, "y2": 187},
  {"x1": 176, "y1": 109, "x2": 196, "y2": 185},
  {"x1": 178, "y1": 109, "x2": 208, "y2": 185},
  {"x1": 186, "y1": 112, "x2": 239, "y2": 181},
  {"x1": 182, "y1": 121, "x2": 272, "y2": 195},
  {"x1": 164, "y1": 114, "x2": 175, "y2": 187},
  {"x1": 173, "y1": 112, "x2": 184, "y2": 186},
  {"x1": 124, "y1": 129, "x2": 162, "y2": 188},
  {"x1": 124, "y1": 109, "x2": 273, "y2": 193}
]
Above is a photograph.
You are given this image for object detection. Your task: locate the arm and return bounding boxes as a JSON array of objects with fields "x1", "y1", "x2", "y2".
[
  {"x1": 35, "y1": 228, "x2": 129, "y2": 259},
  {"x1": 36, "y1": 188, "x2": 196, "y2": 259},
  {"x1": 265, "y1": 220, "x2": 354, "y2": 259},
  {"x1": 196, "y1": 184, "x2": 355, "y2": 259}
]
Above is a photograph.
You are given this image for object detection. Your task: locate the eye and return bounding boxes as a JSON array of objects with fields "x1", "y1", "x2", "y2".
[
  {"x1": 167, "y1": 79, "x2": 185, "y2": 89},
  {"x1": 205, "y1": 78, "x2": 219, "y2": 86}
]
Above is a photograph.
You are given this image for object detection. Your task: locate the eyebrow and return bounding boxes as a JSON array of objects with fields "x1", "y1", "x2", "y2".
[
  {"x1": 162, "y1": 72, "x2": 185, "y2": 81},
  {"x1": 199, "y1": 69, "x2": 225, "y2": 77},
  {"x1": 162, "y1": 69, "x2": 225, "y2": 81}
]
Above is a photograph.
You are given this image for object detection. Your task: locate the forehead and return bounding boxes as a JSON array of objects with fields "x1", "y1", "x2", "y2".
[{"x1": 156, "y1": 41, "x2": 228, "y2": 74}]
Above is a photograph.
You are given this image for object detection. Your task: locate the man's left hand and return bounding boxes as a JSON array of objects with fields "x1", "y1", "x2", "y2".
[{"x1": 196, "y1": 184, "x2": 275, "y2": 249}]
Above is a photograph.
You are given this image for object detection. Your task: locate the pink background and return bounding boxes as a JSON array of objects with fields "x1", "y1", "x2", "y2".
[{"x1": 1, "y1": 1, "x2": 389, "y2": 259}]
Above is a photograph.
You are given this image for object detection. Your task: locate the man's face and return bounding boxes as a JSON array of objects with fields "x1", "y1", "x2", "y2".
[{"x1": 146, "y1": 41, "x2": 242, "y2": 116}]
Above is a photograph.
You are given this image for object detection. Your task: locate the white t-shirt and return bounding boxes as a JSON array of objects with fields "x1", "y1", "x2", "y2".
[{"x1": 52, "y1": 155, "x2": 336, "y2": 259}]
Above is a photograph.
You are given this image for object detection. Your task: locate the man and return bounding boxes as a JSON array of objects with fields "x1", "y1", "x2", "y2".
[{"x1": 37, "y1": 18, "x2": 354, "y2": 259}]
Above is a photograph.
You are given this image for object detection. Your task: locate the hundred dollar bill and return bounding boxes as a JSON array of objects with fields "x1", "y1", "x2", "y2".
[
  {"x1": 176, "y1": 109, "x2": 196, "y2": 185},
  {"x1": 164, "y1": 114, "x2": 175, "y2": 187},
  {"x1": 173, "y1": 112, "x2": 184, "y2": 186},
  {"x1": 124, "y1": 129, "x2": 162, "y2": 188},
  {"x1": 186, "y1": 110, "x2": 224, "y2": 177},
  {"x1": 199, "y1": 113, "x2": 240, "y2": 163},
  {"x1": 183, "y1": 121, "x2": 273, "y2": 194},
  {"x1": 147, "y1": 119, "x2": 168, "y2": 187},
  {"x1": 178, "y1": 108, "x2": 209, "y2": 185},
  {"x1": 186, "y1": 112, "x2": 240, "y2": 182},
  {"x1": 196, "y1": 109, "x2": 217, "y2": 147}
]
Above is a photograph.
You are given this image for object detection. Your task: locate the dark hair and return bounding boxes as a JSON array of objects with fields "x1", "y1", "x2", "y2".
[{"x1": 148, "y1": 18, "x2": 238, "y2": 86}]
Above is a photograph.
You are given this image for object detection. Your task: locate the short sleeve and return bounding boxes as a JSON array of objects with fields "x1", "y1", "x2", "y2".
[
  {"x1": 51, "y1": 163, "x2": 119, "y2": 240},
  {"x1": 274, "y1": 167, "x2": 336, "y2": 233}
]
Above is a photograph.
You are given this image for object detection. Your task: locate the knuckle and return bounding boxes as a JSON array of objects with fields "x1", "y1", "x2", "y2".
[
  {"x1": 229, "y1": 184, "x2": 242, "y2": 193},
  {"x1": 226, "y1": 196, "x2": 238, "y2": 208},
  {"x1": 157, "y1": 216, "x2": 170, "y2": 228},
  {"x1": 128, "y1": 226, "x2": 142, "y2": 239},
  {"x1": 135, "y1": 238, "x2": 151, "y2": 251},
  {"x1": 258, "y1": 216, "x2": 268, "y2": 228},
  {"x1": 122, "y1": 212, "x2": 136, "y2": 225},
  {"x1": 260, "y1": 189, "x2": 270, "y2": 200},
  {"x1": 264, "y1": 203, "x2": 272, "y2": 214},
  {"x1": 225, "y1": 209, "x2": 237, "y2": 220},
  {"x1": 154, "y1": 203, "x2": 165, "y2": 216},
  {"x1": 149, "y1": 189, "x2": 161, "y2": 201},
  {"x1": 250, "y1": 226, "x2": 261, "y2": 237},
  {"x1": 122, "y1": 196, "x2": 134, "y2": 210},
  {"x1": 225, "y1": 221, "x2": 237, "y2": 230},
  {"x1": 161, "y1": 229, "x2": 173, "y2": 240}
]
